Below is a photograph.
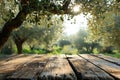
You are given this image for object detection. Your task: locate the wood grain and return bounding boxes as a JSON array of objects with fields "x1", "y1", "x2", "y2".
[{"x1": 80, "y1": 54, "x2": 120, "y2": 79}]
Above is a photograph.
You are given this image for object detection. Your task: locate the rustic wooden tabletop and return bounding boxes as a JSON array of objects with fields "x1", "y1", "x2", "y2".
[{"x1": 0, "y1": 54, "x2": 120, "y2": 80}]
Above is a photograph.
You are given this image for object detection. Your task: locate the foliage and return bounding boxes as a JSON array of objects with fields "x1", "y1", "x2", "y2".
[
  {"x1": 0, "y1": 37, "x2": 14, "y2": 54},
  {"x1": 0, "y1": 0, "x2": 120, "y2": 53},
  {"x1": 26, "y1": 16, "x2": 63, "y2": 51},
  {"x1": 93, "y1": 48, "x2": 99, "y2": 54},
  {"x1": 59, "y1": 39, "x2": 71, "y2": 48},
  {"x1": 61, "y1": 45, "x2": 78, "y2": 55},
  {"x1": 104, "y1": 50, "x2": 120, "y2": 59},
  {"x1": 72, "y1": 29, "x2": 100, "y2": 53},
  {"x1": 89, "y1": 11, "x2": 120, "y2": 49},
  {"x1": 10, "y1": 15, "x2": 63, "y2": 54},
  {"x1": 1, "y1": 46, "x2": 13, "y2": 54},
  {"x1": 23, "y1": 49, "x2": 46, "y2": 54},
  {"x1": 49, "y1": 46, "x2": 62, "y2": 54}
]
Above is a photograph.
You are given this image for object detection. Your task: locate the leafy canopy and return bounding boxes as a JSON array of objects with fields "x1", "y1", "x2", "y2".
[{"x1": 0, "y1": 0, "x2": 120, "y2": 49}]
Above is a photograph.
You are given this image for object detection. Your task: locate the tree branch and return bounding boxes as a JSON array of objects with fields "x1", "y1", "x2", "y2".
[
  {"x1": 63, "y1": 0, "x2": 71, "y2": 11},
  {"x1": 0, "y1": 6, "x2": 29, "y2": 49},
  {"x1": 0, "y1": 0, "x2": 73, "y2": 50}
]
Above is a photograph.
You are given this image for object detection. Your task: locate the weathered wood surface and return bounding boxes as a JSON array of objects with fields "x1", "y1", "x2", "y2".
[
  {"x1": 7, "y1": 55, "x2": 49, "y2": 80},
  {"x1": 0, "y1": 54, "x2": 120, "y2": 80},
  {"x1": 0, "y1": 54, "x2": 25, "y2": 64},
  {"x1": 67, "y1": 55, "x2": 114, "y2": 80},
  {"x1": 39, "y1": 55, "x2": 77, "y2": 80},
  {"x1": 92, "y1": 54, "x2": 120, "y2": 66},
  {"x1": 79, "y1": 54, "x2": 120, "y2": 80},
  {"x1": 0, "y1": 54, "x2": 36, "y2": 80}
]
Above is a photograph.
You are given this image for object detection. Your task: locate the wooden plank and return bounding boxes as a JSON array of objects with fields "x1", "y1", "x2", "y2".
[
  {"x1": 39, "y1": 55, "x2": 77, "y2": 80},
  {"x1": 92, "y1": 54, "x2": 120, "y2": 66},
  {"x1": 67, "y1": 55, "x2": 114, "y2": 80},
  {"x1": 0, "y1": 55, "x2": 36, "y2": 80},
  {"x1": 79, "y1": 54, "x2": 120, "y2": 79},
  {"x1": 7, "y1": 55, "x2": 49, "y2": 80},
  {"x1": 0, "y1": 54, "x2": 26, "y2": 65}
]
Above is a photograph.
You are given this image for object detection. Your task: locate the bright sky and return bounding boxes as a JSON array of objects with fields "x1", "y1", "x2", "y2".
[{"x1": 63, "y1": 14, "x2": 88, "y2": 36}]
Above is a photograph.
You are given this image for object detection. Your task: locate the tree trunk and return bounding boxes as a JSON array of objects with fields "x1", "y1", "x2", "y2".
[
  {"x1": 13, "y1": 36, "x2": 26, "y2": 54},
  {"x1": 0, "y1": 6, "x2": 28, "y2": 50},
  {"x1": 16, "y1": 43, "x2": 23, "y2": 54},
  {"x1": 15, "y1": 41, "x2": 24, "y2": 54},
  {"x1": 0, "y1": 0, "x2": 71, "y2": 50}
]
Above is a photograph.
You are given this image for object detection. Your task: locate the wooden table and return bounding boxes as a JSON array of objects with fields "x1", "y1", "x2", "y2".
[{"x1": 0, "y1": 54, "x2": 120, "y2": 80}]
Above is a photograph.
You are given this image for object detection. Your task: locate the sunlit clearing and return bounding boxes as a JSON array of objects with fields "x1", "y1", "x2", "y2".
[
  {"x1": 63, "y1": 14, "x2": 89, "y2": 36},
  {"x1": 73, "y1": 5, "x2": 80, "y2": 12}
]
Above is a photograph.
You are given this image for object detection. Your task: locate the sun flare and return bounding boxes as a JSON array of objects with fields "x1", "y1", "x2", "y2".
[
  {"x1": 63, "y1": 14, "x2": 88, "y2": 36},
  {"x1": 73, "y1": 5, "x2": 80, "y2": 12}
]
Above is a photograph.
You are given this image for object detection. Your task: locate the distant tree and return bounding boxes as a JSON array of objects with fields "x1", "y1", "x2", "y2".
[
  {"x1": 59, "y1": 40, "x2": 71, "y2": 48},
  {"x1": 12, "y1": 16, "x2": 63, "y2": 54},
  {"x1": 12, "y1": 23, "x2": 39, "y2": 54},
  {"x1": 26, "y1": 16, "x2": 63, "y2": 52},
  {"x1": 73, "y1": 29, "x2": 100, "y2": 53},
  {"x1": 0, "y1": 37, "x2": 13, "y2": 54},
  {"x1": 101, "y1": 46, "x2": 114, "y2": 54},
  {"x1": 0, "y1": 0, "x2": 120, "y2": 50},
  {"x1": 89, "y1": 11, "x2": 120, "y2": 49}
]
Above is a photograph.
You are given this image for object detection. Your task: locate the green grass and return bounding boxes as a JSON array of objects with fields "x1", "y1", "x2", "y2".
[
  {"x1": 104, "y1": 53, "x2": 120, "y2": 59},
  {"x1": 23, "y1": 49, "x2": 46, "y2": 54}
]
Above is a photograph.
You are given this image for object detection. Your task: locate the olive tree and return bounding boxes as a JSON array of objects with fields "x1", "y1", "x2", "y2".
[
  {"x1": 0, "y1": 0, "x2": 120, "y2": 50},
  {"x1": 12, "y1": 15, "x2": 63, "y2": 54}
]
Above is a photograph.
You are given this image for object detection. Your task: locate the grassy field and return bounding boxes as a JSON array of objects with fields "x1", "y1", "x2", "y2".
[
  {"x1": 104, "y1": 53, "x2": 120, "y2": 59},
  {"x1": 1, "y1": 48, "x2": 120, "y2": 59}
]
